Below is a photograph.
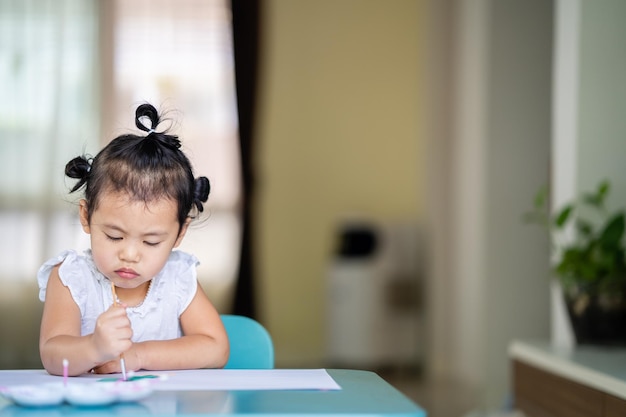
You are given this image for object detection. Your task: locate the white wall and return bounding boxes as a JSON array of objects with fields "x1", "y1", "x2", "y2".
[
  {"x1": 552, "y1": 0, "x2": 626, "y2": 347},
  {"x1": 456, "y1": 0, "x2": 626, "y2": 407},
  {"x1": 576, "y1": 1, "x2": 626, "y2": 201},
  {"x1": 427, "y1": 0, "x2": 553, "y2": 408},
  {"x1": 483, "y1": 1, "x2": 554, "y2": 406}
]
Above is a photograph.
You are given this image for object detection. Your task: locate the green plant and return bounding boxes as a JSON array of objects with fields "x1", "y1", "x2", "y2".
[{"x1": 525, "y1": 180, "x2": 626, "y2": 299}]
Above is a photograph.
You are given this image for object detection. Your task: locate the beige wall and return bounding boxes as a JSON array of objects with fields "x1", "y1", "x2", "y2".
[{"x1": 256, "y1": 0, "x2": 424, "y2": 366}]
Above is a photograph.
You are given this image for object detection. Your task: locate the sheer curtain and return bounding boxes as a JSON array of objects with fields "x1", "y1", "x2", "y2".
[{"x1": 0, "y1": 0, "x2": 98, "y2": 368}]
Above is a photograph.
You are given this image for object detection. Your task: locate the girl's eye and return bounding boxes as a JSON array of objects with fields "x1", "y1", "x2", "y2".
[
  {"x1": 144, "y1": 241, "x2": 161, "y2": 247},
  {"x1": 105, "y1": 234, "x2": 122, "y2": 241}
]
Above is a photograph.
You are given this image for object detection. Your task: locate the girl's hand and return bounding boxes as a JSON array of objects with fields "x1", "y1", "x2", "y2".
[
  {"x1": 92, "y1": 304, "x2": 133, "y2": 363},
  {"x1": 91, "y1": 345, "x2": 140, "y2": 374},
  {"x1": 92, "y1": 359, "x2": 120, "y2": 374}
]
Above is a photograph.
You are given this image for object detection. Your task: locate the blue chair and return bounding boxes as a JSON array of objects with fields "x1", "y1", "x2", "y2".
[{"x1": 221, "y1": 314, "x2": 274, "y2": 369}]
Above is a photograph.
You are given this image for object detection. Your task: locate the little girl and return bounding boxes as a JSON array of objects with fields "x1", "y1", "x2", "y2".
[{"x1": 38, "y1": 103, "x2": 229, "y2": 376}]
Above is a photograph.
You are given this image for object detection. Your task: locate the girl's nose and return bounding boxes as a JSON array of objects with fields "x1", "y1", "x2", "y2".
[{"x1": 120, "y1": 242, "x2": 140, "y2": 262}]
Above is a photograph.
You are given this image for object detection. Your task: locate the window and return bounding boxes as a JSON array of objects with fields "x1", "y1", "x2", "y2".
[
  {"x1": 0, "y1": 0, "x2": 99, "y2": 368},
  {"x1": 0, "y1": 0, "x2": 99, "y2": 283},
  {"x1": 0, "y1": 0, "x2": 241, "y2": 368}
]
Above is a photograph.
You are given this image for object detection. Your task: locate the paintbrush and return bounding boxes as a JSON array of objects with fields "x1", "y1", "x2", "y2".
[
  {"x1": 110, "y1": 282, "x2": 128, "y2": 381},
  {"x1": 62, "y1": 358, "x2": 68, "y2": 387}
]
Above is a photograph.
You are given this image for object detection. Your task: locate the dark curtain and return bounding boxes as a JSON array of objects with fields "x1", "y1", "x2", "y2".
[{"x1": 231, "y1": 0, "x2": 261, "y2": 319}]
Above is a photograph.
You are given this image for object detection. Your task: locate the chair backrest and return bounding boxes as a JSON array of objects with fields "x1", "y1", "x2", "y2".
[{"x1": 221, "y1": 314, "x2": 274, "y2": 369}]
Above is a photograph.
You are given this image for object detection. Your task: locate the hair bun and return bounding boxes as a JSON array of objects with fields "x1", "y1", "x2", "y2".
[
  {"x1": 65, "y1": 156, "x2": 92, "y2": 193},
  {"x1": 135, "y1": 103, "x2": 160, "y2": 133},
  {"x1": 135, "y1": 103, "x2": 182, "y2": 150},
  {"x1": 193, "y1": 177, "x2": 210, "y2": 212}
]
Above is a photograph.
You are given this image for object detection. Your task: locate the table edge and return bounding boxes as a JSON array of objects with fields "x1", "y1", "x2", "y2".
[{"x1": 509, "y1": 340, "x2": 626, "y2": 401}]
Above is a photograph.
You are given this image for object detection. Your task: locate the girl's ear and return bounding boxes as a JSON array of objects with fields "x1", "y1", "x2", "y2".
[
  {"x1": 173, "y1": 218, "x2": 192, "y2": 248},
  {"x1": 79, "y1": 199, "x2": 91, "y2": 234}
]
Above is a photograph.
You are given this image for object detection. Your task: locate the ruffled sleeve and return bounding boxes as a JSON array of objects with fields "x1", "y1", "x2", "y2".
[
  {"x1": 37, "y1": 250, "x2": 99, "y2": 317},
  {"x1": 38, "y1": 250, "x2": 74, "y2": 302}
]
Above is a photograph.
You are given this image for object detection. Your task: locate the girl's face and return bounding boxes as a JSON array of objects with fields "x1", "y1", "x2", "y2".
[{"x1": 79, "y1": 190, "x2": 189, "y2": 291}]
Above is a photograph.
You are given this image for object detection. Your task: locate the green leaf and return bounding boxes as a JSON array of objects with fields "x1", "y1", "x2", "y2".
[
  {"x1": 528, "y1": 179, "x2": 626, "y2": 297},
  {"x1": 598, "y1": 180, "x2": 610, "y2": 202},
  {"x1": 576, "y1": 219, "x2": 593, "y2": 237},
  {"x1": 583, "y1": 180, "x2": 610, "y2": 208},
  {"x1": 599, "y1": 213, "x2": 625, "y2": 250},
  {"x1": 583, "y1": 192, "x2": 601, "y2": 207},
  {"x1": 554, "y1": 205, "x2": 573, "y2": 228}
]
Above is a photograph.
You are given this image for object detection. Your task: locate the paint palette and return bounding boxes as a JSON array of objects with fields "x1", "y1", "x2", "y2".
[{"x1": 0, "y1": 379, "x2": 154, "y2": 408}]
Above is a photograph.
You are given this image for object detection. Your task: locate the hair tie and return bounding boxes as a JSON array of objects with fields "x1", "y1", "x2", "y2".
[{"x1": 147, "y1": 129, "x2": 155, "y2": 135}]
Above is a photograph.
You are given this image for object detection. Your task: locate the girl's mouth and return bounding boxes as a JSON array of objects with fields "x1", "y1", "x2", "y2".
[{"x1": 115, "y1": 268, "x2": 139, "y2": 279}]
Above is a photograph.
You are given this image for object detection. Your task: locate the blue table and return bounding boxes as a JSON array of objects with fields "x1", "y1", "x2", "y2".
[{"x1": 0, "y1": 369, "x2": 426, "y2": 416}]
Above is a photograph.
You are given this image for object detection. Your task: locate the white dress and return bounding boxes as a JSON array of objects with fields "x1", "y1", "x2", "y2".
[{"x1": 37, "y1": 249, "x2": 199, "y2": 342}]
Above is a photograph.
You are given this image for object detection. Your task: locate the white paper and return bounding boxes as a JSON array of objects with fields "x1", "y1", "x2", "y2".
[{"x1": 0, "y1": 369, "x2": 341, "y2": 391}]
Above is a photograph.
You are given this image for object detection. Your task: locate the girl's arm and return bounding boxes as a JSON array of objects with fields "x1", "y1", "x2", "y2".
[
  {"x1": 39, "y1": 265, "x2": 132, "y2": 376},
  {"x1": 100, "y1": 283, "x2": 229, "y2": 372}
]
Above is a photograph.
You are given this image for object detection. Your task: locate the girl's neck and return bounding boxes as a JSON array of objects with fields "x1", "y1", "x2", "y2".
[{"x1": 115, "y1": 280, "x2": 152, "y2": 308}]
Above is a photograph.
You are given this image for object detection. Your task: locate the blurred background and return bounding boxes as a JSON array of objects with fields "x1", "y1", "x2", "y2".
[{"x1": 3, "y1": 0, "x2": 626, "y2": 416}]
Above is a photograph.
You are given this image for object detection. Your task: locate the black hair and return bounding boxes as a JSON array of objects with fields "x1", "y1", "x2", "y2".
[{"x1": 65, "y1": 103, "x2": 210, "y2": 228}]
